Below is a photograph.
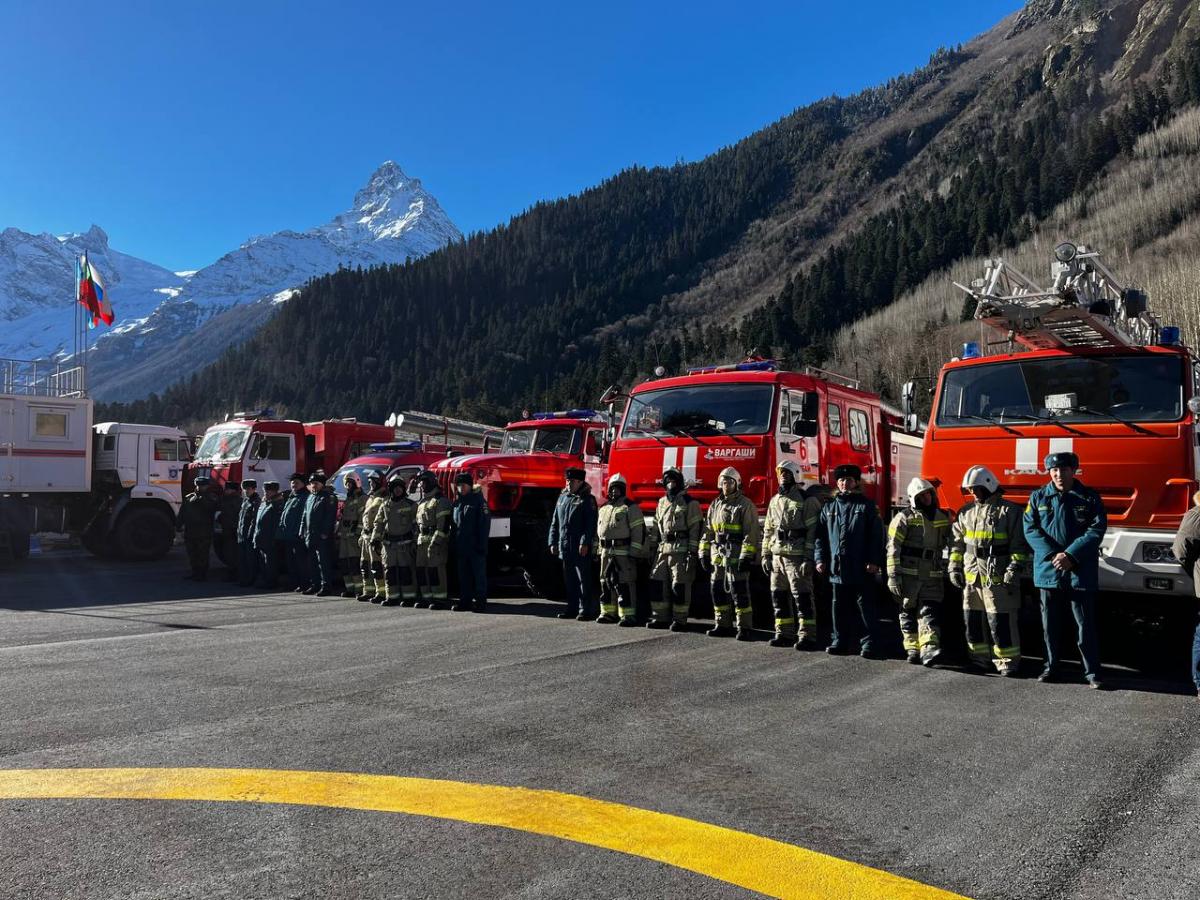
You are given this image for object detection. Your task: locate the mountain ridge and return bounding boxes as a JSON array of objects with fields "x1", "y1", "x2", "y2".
[
  {"x1": 0, "y1": 161, "x2": 460, "y2": 400},
  {"x1": 100, "y1": 0, "x2": 1200, "y2": 430}
]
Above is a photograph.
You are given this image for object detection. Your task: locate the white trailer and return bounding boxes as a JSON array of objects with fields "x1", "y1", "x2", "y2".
[{"x1": 0, "y1": 358, "x2": 188, "y2": 561}]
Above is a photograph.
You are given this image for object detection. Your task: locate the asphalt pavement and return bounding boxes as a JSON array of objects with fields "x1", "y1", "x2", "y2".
[{"x1": 0, "y1": 548, "x2": 1197, "y2": 899}]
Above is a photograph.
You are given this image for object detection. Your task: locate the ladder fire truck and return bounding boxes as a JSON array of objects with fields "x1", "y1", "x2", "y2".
[{"x1": 914, "y1": 242, "x2": 1199, "y2": 597}]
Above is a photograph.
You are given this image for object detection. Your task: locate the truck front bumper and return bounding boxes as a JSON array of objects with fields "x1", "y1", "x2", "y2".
[{"x1": 1098, "y1": 529, "x2": 1193, "y2": 596}]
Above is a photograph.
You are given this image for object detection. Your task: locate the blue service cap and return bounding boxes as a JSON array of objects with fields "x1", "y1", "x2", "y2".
[{"x1": 1044, "y1": 451, "x2": 1079, "y2": 470}]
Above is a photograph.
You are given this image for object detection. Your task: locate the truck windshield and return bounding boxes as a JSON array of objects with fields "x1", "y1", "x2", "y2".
[
  {"x1": 501, "y1": 427, "x2": 581, "y2": 455},
  {"x1": 195, "y1": 427, "x2": 250, "y2": 462},
  {"x1": 621, "y1": 383, "x2": 775, "y2": 437},
  {"x1": 936, "y1": 355, "x2": 1184, "y2": 426}
]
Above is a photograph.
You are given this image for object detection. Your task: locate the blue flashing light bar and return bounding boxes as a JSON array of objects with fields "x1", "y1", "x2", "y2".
[
  {"x1": 686, "y1": 359, "x2": 779, "y2": 375},
  {"x1": 961, "y1": 342, "x2": 982, "y2": 360},
  {"x1": 369, "y1": 441, "x2": 422, "y2": 452},
  {"x1": 1160, "y1": 326, "x2": 1182, "y2": 346},
  {"x1": 531, "y1": 409, "x2": 599, "y2": 420}
]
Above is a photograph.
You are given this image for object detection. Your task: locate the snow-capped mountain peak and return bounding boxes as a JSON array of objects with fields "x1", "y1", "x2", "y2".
[
  {"x1": 0, "y1": 161, "x2": 461, "y2": 401},
  {"x1": 322, "y1": 160, "x2": 460, "y2": 249}
]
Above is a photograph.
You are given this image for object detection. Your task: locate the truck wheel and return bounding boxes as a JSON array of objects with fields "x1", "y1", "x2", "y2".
[
  {"x1": 115, "y1": 507, "x2": 175, "y2": 561},
  {"x1": 522, "y1": 558, "x2": 566, "y2": 600},
  {"x1": 83, "y1": 528, "x2": 117, "y2": 559},
  {"x1": 10, "y1": 531, "x2": 31, "y2": 559}
]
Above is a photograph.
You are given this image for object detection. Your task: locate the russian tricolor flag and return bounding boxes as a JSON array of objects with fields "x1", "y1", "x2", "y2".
[{"x1": 76, "y1": 252, "x2": 114, "y2": 328}]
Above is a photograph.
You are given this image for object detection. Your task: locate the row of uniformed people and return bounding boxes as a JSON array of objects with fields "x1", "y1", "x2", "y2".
[
  {"x1": 179, "y1": 471, "x2": 340, "y2": 593},
  {"x1": 546, "y1": 452, "x2": 1107, "y2": 685},
  {"x1": 342, "y1": 469, "x2": 490, "y2": 611}
]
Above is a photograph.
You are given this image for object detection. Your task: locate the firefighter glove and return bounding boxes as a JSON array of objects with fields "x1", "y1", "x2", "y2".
[
  {"x1": 1002, "y1": 568, "x2": 1018, "y2": 586},
  {"x1": 887, "y1": 577, "x2": 902, "y2": 598},
  {"x1": 798, "y1": 560, "x2": 813, "y2": 579},
  {"x1": 949, "y1": 571, "x2": 966, "y2": 590},
  {"x1": 700, "y1": 555, "x2": 713, "y2": 574},
  {"x1": 761, "y1": 554, "x2": 772, "y2": 576}
]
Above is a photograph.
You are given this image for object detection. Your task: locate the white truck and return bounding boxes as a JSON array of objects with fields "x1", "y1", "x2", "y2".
[{"x1": 0, "y1": 357, "x2": 189, "y2": 561}]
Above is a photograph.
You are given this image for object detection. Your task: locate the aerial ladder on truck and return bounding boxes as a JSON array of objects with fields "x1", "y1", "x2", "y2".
[{"x1": 953, "y1": 241, "x2": 1167, "y2": 352}]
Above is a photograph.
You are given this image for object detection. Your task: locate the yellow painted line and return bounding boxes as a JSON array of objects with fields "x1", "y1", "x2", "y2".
[{"x1": 0, "y1": 767, "x2": 968, "y2": 900}]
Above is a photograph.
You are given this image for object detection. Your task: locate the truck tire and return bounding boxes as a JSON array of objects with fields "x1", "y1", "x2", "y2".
[
  {"x1": 522, "y1": 557, "x2": 566, "y2": 601},
  {"x1": 83, "y1": 528, "x2": 117, "y2": 559},
  {"x1": 10, "y1": 530, "x2": 31, "y2": 560},
  {"x1": 115, "y1": 506, "x2": 175, "y2": 561}
]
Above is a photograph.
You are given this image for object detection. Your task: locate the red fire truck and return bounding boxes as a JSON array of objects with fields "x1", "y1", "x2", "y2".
[
  {"x1": 913, "y1": 242, "x2": 1199, "y2": 598},
  {"x1": 428, "y1": 410, "x2": 609, "y2": 595},
  {"x1": 606, "y1": 359, "x2": 924, "y2": 518}
]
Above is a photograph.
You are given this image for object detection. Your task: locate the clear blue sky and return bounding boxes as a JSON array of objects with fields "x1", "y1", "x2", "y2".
[{"x1": 0, "y1": 0, "x2": 1023, "y2": 271}]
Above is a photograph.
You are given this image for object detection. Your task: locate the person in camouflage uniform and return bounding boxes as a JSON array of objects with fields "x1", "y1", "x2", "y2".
[
  {"x1": 699, "y1": 467, "x2": 761, "y2": 640},
  {"x1": 761, "y1": 460, "x2": 822, "y2": 649},
  {"x1": 886, "y1": 477, "x2": 952, "y2": 666},
  {"x1": 650, "y1": 467, "x2": 702, "y2": 631},
  {"x1": 414, "y1": 471, "x2": 452, "y2": 608},
  {"x1": 596, "y1": 473, "x2": 645, "y2": 626},
  {"x1": 338, "y1": 474, "x2": 366, "y2": 598}
]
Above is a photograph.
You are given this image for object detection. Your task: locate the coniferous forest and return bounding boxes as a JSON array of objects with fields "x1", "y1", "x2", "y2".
[{"x1": 101, "y1": 3, "x2": 1200, "y2": 429}]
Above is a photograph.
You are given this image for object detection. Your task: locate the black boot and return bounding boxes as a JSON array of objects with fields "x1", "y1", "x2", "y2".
[
  {"x1": 646, "y1": 620, "x2": 670, "y2": 630},
  {"x1": 768, "y1": 634, "x2": 796, "y2": 648},
  {"x1": 735, "y1": 628, "x2": 754, "y2": 642},
  {"x1": 706, "y1": 625, "x2": 735, "y2": 638},
  {"x1": 669, "y1": 621, "x2": 688, "y2": 633}
]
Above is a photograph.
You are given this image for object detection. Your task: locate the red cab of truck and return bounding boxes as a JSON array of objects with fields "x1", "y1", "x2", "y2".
[
  {"x1": 428, "y1": 410, "x2": 608, "y2": 595},
  {"x1": 917, "y1": 243, "x2": 1199, "y2": 597},
  {"x1": 607, "y1": 359, "x2": 923, "y2": 518},
  {"x1": 188, "y1": 413, "x2": 395, "y2": 488}
]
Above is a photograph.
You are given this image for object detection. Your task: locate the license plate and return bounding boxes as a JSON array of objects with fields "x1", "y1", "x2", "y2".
[{"x1": 1145, "y1": 577, "x2": 1174, "y2": 591}]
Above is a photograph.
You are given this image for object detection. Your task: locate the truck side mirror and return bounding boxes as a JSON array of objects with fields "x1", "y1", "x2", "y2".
[
  {"x1": 791, "y1": 418, "x2": 819, "y2": 438},
  {"x1": 901, "y1": 381, "x2": 920, "y2": 433},
  {"x1": 802, "y1": 391, "x2": 819, "y2": 422}
]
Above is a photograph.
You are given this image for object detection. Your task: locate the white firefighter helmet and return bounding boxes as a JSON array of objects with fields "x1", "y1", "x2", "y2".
[
  {"x1": 961, "y1": 465, "x2": 1000, "y2": 494},
  {"x1": 906, "y1": 476, "x2": 936, "y2": 506},
  {"x1": 776, "y1": 459, "x2": 803, "y2": 480},
  {"x1": 607, "y1": 473, "x2": 627, "y2": 491},
  {"x1": 718, "y1": 466, "x2": 742, "y2": 487}
]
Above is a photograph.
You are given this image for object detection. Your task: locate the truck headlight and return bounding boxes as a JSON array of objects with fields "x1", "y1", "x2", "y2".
[{"x1": 1141, "y1": 542, "x2": 1176, "y2": 563}]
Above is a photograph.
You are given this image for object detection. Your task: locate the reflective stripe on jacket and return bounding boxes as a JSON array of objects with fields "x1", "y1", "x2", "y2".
[
  {"x1": 950, "y1": 494, "x2": 1030, "y2": 587},
  {"x1": 700, "y1": 491, "x2": 761, "y2": 564},
  {"x1": 597, "y1": 498, "x2": 645, "y2": 558},
  {"x1": 886, "y1": 506, "x2": 951, "y2": 580},
  {"x1": 764, "y1": 486, "x2": 821, "y2": 559}
]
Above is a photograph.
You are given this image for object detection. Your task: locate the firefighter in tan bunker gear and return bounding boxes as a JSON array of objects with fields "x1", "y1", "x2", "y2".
[
  {"x1": 950, "y1": 465, "x2": 1032, "y2": 676},
  {"x1": 761, "y1": 460, "x2": 822, "y2": 649},
  {"x1": 415, "y1": 471, "x2": 453, "y2": 608},
  {"x1": 338, "y1": 474, "x2": 367, "y2": 598},
  {"x1": 596, "y1": 473, "x2": 645, "y2": 626},
  {"x1": 650, "y1": 467, "x2": 702, "y2": 631},
  {"x1": 378, "y1": 474, "x2": 418, "y2": 606},
  {"x1": 886, "y1": 477, "x2": 952, "y2": 666},
  {"x1": 357, "y1": 472, "x2": 389, "y2": 602},
  {"x1": 699, "y1": 467, "x2": 761, "y2": 639}
]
